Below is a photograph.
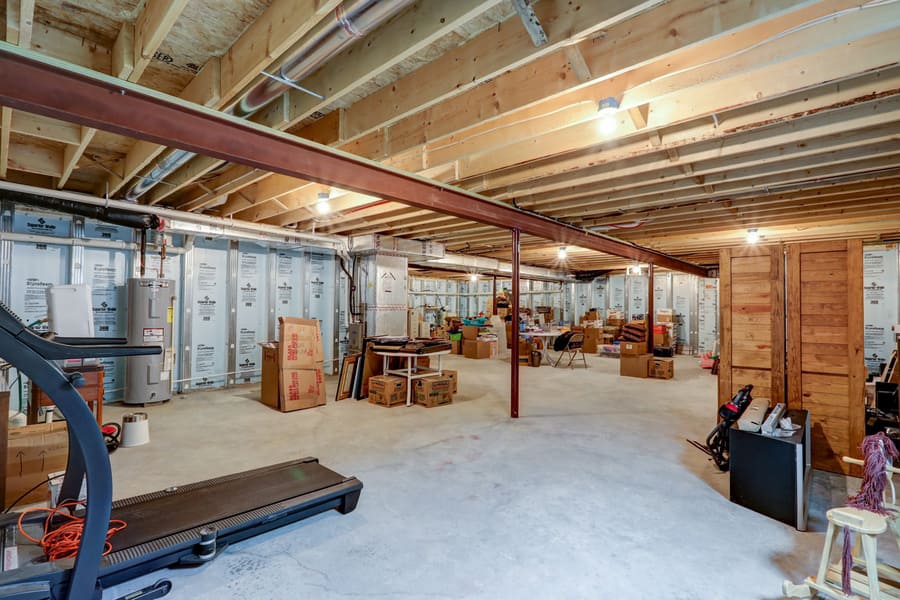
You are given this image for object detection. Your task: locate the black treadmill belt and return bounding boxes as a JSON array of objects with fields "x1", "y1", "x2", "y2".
[{"x1": 109, "y1": 460, "x2": 345, "y2": 552}]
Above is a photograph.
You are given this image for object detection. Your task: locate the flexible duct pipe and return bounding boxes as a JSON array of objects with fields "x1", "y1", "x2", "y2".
[
  {"x1": 0, "y1": 181, "x2": 347, "y2": 250},
  {"x1": 124, "y1": 0, "x2": 414, "y2": 202}
]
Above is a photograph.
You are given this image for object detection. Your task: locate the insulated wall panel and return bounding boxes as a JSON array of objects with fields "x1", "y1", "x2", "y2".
[
  {"x1": 306, "y1": 252, "x2": 336, "y2": 373},
  {"x1": 274, "y1": 250, "x2": 304, "y2": 339},
  {"x1": 608, "y1": 275, "x2": 626, "y2": 312},
  {"x1": 84, "y1": 247, "x2": 129, "y2": 400},
  {"x1": 862, "y1": 244, "x2": 899, "y2": 376},
  {"x1": 187, "y1": 240, "x2": 229, "y2": 390},
  {"x1": 234, "y1": 243, "x2": 268, "y2": 384}
]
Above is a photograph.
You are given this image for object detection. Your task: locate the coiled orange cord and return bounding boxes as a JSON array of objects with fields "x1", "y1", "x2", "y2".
[{"x1": 17, "y1": 502, "x2": 127, "y2": 561}]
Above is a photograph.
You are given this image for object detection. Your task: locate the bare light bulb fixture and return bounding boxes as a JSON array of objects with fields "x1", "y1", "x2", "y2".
[
  {"x1": 315, "y1": 191, "x2": 331, "y2": 215},
  {"x1": 557, "y1": 246, "x2": 567, "y2": 260},
  {"x1": 597, "y1": 97, "x2": 620, "y2": 135},
  {"x1": 746, "y1": 228, "x2": 760, "y2": 244},
  {"x1": 469, "y1": 273, "x2": 478, "y2": 282}
]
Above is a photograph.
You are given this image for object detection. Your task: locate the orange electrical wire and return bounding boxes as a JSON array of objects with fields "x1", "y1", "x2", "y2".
[{"x1": 17, "y1": 502, "x2": 126, "y2": 561}]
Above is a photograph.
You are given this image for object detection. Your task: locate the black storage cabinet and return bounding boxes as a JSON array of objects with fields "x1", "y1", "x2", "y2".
[{"x1": 729, "y1": 409, "x2": 811, "y2": 530}]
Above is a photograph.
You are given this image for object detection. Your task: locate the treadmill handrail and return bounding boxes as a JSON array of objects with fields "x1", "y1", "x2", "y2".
[{"x1": 0, "y1": 303, "x2": 159, "y2": 360}]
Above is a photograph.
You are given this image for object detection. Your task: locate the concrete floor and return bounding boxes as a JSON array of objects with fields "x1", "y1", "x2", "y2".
[{"x1": 100, "y1": 354, "x2": 863, "y2": 600}]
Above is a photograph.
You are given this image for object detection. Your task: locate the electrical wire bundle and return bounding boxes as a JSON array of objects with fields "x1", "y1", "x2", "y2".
[{"x1": 17, "y1": 502, "x2": 126, "y2": 560}]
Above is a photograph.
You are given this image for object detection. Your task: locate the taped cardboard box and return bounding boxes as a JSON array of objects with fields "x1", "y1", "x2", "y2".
[
  {"x1": 619, "y1": 341, "x2": 647, "y2": 356},
  {"x1": 414, "y1": 377, "x2": 453, "y2": 407},
  {"x1": 450, "y1": 340, "x2": 461, "y2": 354},
  {"x1": 6, "y1": 422, "x2": 69, "y2": 507},
  {"x1": 620, "y1": 354, "x2": 651, "y2": 378},
  {"x1": 281, "y1": 367, "x2": 326, "y2": 411},
  {"x1": 368, "y1": 375, "x2": 407, "y2": 407},
  {"x1": 259, "y1": 342, "x2": 281, "y2": 410},
  {"x1": 650, "y1": 358, "x2": 675, "y2": 379},
  {"x1": 462, "y1": 325, "x2": 480, "y2": 341},
  {"x1": 442, "y1": 370, "x2": 458, "y2": 394},
  {"x1": 278, "y1": 317, "x2": 324, "y2": 369},
  {"x1": 463, "y1": 340, "x2": 491, "y2": 359}
]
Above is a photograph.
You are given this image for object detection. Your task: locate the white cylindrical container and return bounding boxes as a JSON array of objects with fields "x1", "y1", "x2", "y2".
[{"x1": 121, "y1": 412, "x2": 150, "y2": 447}]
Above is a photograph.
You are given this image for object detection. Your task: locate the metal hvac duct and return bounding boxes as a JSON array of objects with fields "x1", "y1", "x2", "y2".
[{"x1": 124, "y1": 0, "x2": 415, "y2": 202}]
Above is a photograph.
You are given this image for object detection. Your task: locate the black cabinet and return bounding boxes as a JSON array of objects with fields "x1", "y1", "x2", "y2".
[{"x1": 729, "y1": 409, "x2": 811, "y2": 530}]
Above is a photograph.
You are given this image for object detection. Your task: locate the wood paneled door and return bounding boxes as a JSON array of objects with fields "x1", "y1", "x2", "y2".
[
  {"x1": 718, "y1": 245, "x2": 786, "y2": 409},
  {"x1": 787, "y1": 240, "x2": 865, "y2": 473}
]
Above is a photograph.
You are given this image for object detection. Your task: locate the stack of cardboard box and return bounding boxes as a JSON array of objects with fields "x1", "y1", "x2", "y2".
[
  {"x1": 260, "y1": 317, "x2": 326, "y2": 412},
  {"x1": 619, "y1": 341, "x2": 651, "y2": 378},
  {"x1": 463, "y1": 326, "x2": 492, "y2": 359},
  {"x1": 583, "y1": 326, "x2": 601, "y2": 353}
]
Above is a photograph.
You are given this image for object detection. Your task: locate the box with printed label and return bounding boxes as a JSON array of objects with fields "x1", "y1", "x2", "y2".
[
  {"x1": 649, "y1": 358, "x2": 675, "y2": 379},
  {"x1": 368, "y1": 375, "x2": 408, "y2": 407},
  {"x1": 619, "y1": 341, "x2": 646, "y2": 356},
  {"x1": 280, "y1": 367, "x2": 326, "y2": 411},
  {"x1": 414, "y1": 377, "x2": 453, "y2": 407},
  {"x1": 278, "y1": 317, "x2": 324, "y2": 369}
]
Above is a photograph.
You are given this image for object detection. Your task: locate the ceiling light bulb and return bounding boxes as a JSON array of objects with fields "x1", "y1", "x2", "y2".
[
  {"x1": 315, "y1": 191, "x2": 331, "y2": 215},
  {"x1": 469, "y1": 273, "x2": 478, "y2": 282},
  {"x1": 746, "y1": 228, "x2": 760, "y2": 244},
  {"x1": 597, "y1": 97, "x2": 620, "y2": 135},
  {"x1": 557, "y1": 246, "x2": 567, "y2": 260}
]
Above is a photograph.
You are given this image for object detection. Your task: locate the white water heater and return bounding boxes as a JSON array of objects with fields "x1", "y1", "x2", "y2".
[{"x1": 125, "y1": 278, "x2": 175, "y2": 405}]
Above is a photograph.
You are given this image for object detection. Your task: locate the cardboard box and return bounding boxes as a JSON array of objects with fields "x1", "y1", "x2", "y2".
[
  {"x1": 442, "y1": 369, "x2": 458, "y2": 393},
  {"x1": 278, "y1": 317, "x2": 324, "y2": 369},
  {"x1": 657, "y1": 309, "x2": 675, "y2": 323},
  {"x1": 368, "y1": 375, "x2": 408, "y2": 407},
  {"x1": 6, "y1": 422, "x2": 69, "y2": 507},
  {"x1": 462, "y1": 325, "x2": 480, "y2": 341},
  {"x1": 463, "y1": 340, "x2": 492, "y2": 359},
  {"x1": 650, "y1": 358, "x2": 675, "y2": 379},
  {"x1": 260, "y1": 342, "x2": 281, "y2": 409},
  {"x1": 414, "y1": 377, "x2": 453, "y2": 407},
  {"x1": 451, "y1": 340, "x2": 461, "y2": 354},
  {"x1": 433, "y1": 326, "x2": 449, "y2": 340},
  {"x1": 280, "y1": 367, "x2": 326, "y2": 411},
  {"x1": 620, "y1": 354, "x2": 651, "y2": 378},
  {"x1": 619, "y1": 341, "x2": 647, "y2": 356}
]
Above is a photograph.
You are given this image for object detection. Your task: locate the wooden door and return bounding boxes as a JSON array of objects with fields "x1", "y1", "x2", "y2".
[
  {"x1": 787, "y1": 240, "x2": 865, "y2": 473},
  {"x1": 719, "y1": 246, "x2": 785, "y2": 409}
]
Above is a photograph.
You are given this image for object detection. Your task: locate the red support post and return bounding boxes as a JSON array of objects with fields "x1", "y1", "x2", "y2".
[
  {"x1": 492, "y1": 275, "x2": 498, "y2": 316},
  {"x1": 511, "y1": 228, "x2": 520, "y2": 418},
  {"x1": 647, "y1": 263, "x2": 655, "y2": 355}
]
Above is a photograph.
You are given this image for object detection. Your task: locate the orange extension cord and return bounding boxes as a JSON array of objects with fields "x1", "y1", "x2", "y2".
[{"x1": 17, "y1": 502, "x2": 126, "y2": 561}]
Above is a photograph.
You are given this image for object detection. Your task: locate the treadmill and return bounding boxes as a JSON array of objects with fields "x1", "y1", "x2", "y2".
[{"x1": 0, "y1": 302, "x2": 362, "y2": 600}]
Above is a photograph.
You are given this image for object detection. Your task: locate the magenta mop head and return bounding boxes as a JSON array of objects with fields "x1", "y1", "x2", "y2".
[{"x1": 840, "y1": 432, "x2": 898, "y2": 594}]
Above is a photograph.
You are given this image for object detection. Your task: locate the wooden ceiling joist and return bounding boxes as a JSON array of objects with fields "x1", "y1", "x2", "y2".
[{"x1": 0, "y1": 43, "x2": 709, "y2": 276}]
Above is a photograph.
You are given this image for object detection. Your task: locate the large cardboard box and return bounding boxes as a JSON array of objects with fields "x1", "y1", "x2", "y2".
[
  {"x1": 278, "y1": 317, "x2": 324, "y2": 369},
  {"x1": 6, "y1": 422, "x2": 69, "y2": 507},
  {"x1": 451, "y1": 340, "x2": 461, "y2": 354},
  {"x1": 462, "y1": 325, "x2": 480, "y2": 341},
  {"x1": 657, "y1": 309, "x2": 675, "y2": 323},
  {"x1": 620, "y1": 354, "x2": 651, "y2": 378},
  {"x1": 463, "y1": 340, "x2": 492, "y2": 359},
  {"x1": 583, "y1": 327, "x2": 601, "y2": 353},
  {"x1": 259, "y1": 342, "x2": 281, "y2": 409},
  {"x1": 442, "y1": 369, "x2": 458, "y2": 394},
  {"x1": 414, "y1": 377, "x2": 453, "y2": 407},
  {"x1": 650, "y1": 358, "x2": 675, "y2": 379},
  {"x1": 368, "y1": 375, "x2": 408, "y2": 407},
  {"x1": 619, "y1": 341, "x2": 646, "y2": 356},
  {"x1": 281, "y1": 367, "x2": 326, "y2": 411}
]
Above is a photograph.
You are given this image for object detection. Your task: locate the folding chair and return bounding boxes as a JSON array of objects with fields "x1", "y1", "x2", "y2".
[{"x1": 554, "y1": 332, "x2": 587, "y2": 369}]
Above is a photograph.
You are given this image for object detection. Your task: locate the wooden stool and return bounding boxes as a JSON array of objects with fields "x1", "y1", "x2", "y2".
[{"x1": 29, "y1": 364, "x2": 104, "y2": 427}]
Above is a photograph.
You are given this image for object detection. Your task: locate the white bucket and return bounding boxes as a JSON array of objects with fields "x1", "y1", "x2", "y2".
[{"x1": 121, "y1": 412, "x2": 150, "y2": 447}]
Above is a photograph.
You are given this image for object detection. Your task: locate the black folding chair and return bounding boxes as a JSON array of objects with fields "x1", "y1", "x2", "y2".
[{"x1": 554, "y1": 332, "x2": 587, "y2": 368}]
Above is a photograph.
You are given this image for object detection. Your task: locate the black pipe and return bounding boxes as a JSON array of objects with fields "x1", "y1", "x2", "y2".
[{"x1": 3, "y1": 190, "x2": 161, "y2": 230}]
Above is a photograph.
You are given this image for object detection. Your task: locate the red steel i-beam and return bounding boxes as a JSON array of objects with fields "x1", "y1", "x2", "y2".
[
  {"x1": 0, "y1": 44, "x2": 709, "y2": 277},
  {"x1": 511, "y1": 228, "x2": 520, "y2": 419}
]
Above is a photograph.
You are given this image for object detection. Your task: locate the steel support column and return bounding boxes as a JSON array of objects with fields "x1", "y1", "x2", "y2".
[
  {"x1": 647, "y1": 263, "x2": 655, "y2": 355},
  {"x1": 511, "y1": 228, "x2": 520, "y2": 419},
  {"x1": 492, "y1": 275, "x2": 497, "y2": 316},
  {"x1": 0, "y1": 44, "x2": 709, "y2": 277}
]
